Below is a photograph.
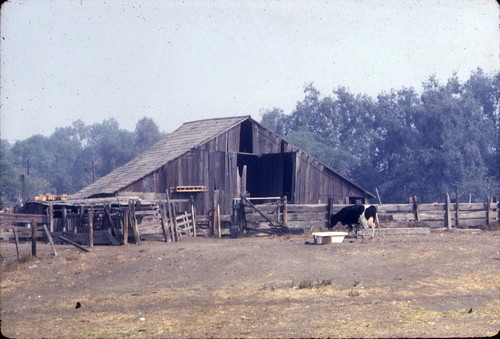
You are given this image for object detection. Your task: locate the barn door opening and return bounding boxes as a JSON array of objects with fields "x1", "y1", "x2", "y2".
[
  {"x1": 237, "y1": 153, "x2": 295, "y2": 202},
  {"x1": 239, "y1": 119, "x2": 253, "y2": 153}
]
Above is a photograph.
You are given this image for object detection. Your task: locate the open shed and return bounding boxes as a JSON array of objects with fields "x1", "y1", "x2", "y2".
[{"x1": 70, "y1": 116, "x2": 374, "y2": 215}]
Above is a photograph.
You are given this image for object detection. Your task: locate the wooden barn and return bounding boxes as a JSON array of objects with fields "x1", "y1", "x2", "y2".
[{"x1": 70, "y1": 116, "x2": 374, "y2": 215}]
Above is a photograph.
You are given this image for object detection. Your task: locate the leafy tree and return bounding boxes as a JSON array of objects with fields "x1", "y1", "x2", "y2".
[
  {"x1": 134, "y1": 117, "x2": 164, "y2": 153},
  {"x1": 260, "y1": 69, "x2": 499, "y2": 203},
  {"x1": 1, "y1": 117, "x2": 166, "y2": 204},
  {"x1": 86, "y1": 118, "x2": 136, "y2": 178},
  {"x1": 285, "y1": 127, "x2": 355, "y2": 176}
]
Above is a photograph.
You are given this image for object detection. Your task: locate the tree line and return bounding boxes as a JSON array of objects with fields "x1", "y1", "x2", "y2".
[
  {"x1": 1, "y1": 69, "x2": 498, "y2": 207},
  {"x1": 260, "y1": 68, "x2": 499, "y2": 203},
  {"x1": 1, "y1": 117, "x2": 164, "y2": 207}
]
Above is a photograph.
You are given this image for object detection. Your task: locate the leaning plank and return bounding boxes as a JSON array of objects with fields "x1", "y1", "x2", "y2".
[
  {"x1": 59, "y1": 235, "x2": 91, "y2": 252},
  {"x1": 13, "y1": 227, "x2": 20, "y2": 259},
  {"x1": 105, "y1": 231, "x2": 121, "y2": 246},
  {"x1": 42, "y1": 224, "x2": 58, "y2": 256}
]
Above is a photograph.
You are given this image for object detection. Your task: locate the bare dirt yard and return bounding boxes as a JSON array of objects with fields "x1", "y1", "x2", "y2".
[{"x1": 1, "y1": 229, "x2": 499, "y2": 338}]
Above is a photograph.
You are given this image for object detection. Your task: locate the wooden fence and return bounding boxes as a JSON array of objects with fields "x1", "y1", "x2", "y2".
[
  {"x1": 0, "y1": 196, "x2": 197, "y2": 253},
  {"x1": 2, "y1": 195, "x2": 498, "y2": 252},
  {"x1": 240, "y1": 196, "x2": 499, "y2": 233}
]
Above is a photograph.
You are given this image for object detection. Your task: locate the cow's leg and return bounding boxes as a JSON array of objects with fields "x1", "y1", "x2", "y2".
[
  {"x1": 359, "y1": 215, "x2": 375, "y2": 237},
  {"x1": 366, "y1": 216, "x2": 375, "y2": 237}
]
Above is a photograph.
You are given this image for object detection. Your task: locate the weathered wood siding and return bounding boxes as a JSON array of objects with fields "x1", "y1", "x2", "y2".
[
  {"x1": 118, "y1": 120, "x2": 372, "y2": 215},
  {"x1": 292, "y1": 150, "x2": 369, "y2": 204},
  {"x1": 252, "y1": 123, "x2": 281, "y2": 154}
]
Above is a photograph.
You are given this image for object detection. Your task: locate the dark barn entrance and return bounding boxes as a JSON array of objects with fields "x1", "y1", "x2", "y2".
[{"x1": 237, "y1": 153, "x2": 295, "y2": 202}]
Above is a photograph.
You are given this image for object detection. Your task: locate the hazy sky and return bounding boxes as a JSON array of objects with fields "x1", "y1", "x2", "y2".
[{"x1": 1, "y1": 0, "x2": 498, "y2": 143}]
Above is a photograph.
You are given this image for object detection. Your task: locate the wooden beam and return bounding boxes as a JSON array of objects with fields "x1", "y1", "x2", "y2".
[
  {"x1": 48, "y1": 203, "x2": 54, "y2": 232},
  {"x1": 0, "y1": 213, "x2": 48, "y2": 224},
  {"x1": 123, "y1": 208, "x2": 129, "y2": 245},
  {"x1": 88, "y1": 210, "x2": 94, "y2": 248},
  {"x1": 128, "y1": 201, "x2": 141, "y2": 244},
  {"x1": 62, "y1": 207, "x2": 67, "y2": 232},
  {"x1": 13, "y1": 227, "x2": 20, "y2": 260},
  {"x1": 282, "y1": 196, "x2": 288, "y2": 228},
  {"x1": 31, "y1": 219, "x2": 37, "y2": 257},
  {"x1": 190, "y1": 197, "x2": 197, "y2": 237},
  {"x1": 375, "y1": 187, "x2": 382, "y2": 204},
  {"x1": 412, "y1": 196, "x2": 420, "y2": 222},
  {"x1": 105, "y1": 231, "x2": 121, "y2": 246},
  {"x1": 486, "y1": 197, "x2": 492, "y2": 227},
  {"x1": 159, "y1": 202, "x2": 170, "y2": 242},
  {"x1": 166, "y1": 190, "x2": 178, "y2": 241},
  {"x1": 217, "y1": 204, "x2": 221, "y2": 238},
  {"x1": 42, "y1": 224, "x2": 58, "y2": 256},
  {"x1": 59, "y1": 235, "x2": 91, "y2": 252},
  {"x1": 240, "y1": 195, "x2": 289, "y2": 231},
  {"x1": 105, "y1": 204, "x2": 120, "y2": 238},
  {"x1": 445, "y1": 192, "x2": 452, "y2": 229}
]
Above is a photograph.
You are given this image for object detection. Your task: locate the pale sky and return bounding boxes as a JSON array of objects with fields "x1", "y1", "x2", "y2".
[{"x1": 1, "y1": 0, "x2": 498, "y2": 143}]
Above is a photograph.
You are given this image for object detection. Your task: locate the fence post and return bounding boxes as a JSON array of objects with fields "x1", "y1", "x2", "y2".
[
  {"x1": 62, "y1": 207, "x2": 67, "y2": 232},
  {"x1": 31, "y1": 219, "x2": 37, "y2": 257},
  {"x1": 88, "y1": 210, "x2": 94, "y2": 248},
  {"x1": 445, "y1": 192, "x2": 451, "y2": 229},
  {"x1": 48, "y1": 202, "x2": 54, "y2": 232},
  {"x1": 190, "y1": 196, "x2": 197, "y2": 237},
  {"x1": 217, "y1": 204, "x2": 221, "y2": 238},
  {"x1": 486, "y1": 197, "x2": 492, "y2": 228},
  {"x1": 283, "y1": 196, "x2": 288, "y2": 229},
  {"x1": 455, "y1": 190, "x2": 460, "y2": 228},
  {"x1": 239, "y1": 198, "x2": 246, "y2": 234},
  {"x1": 123, "y1": 208, "x2": 129, "y2": 244},
  {"x1": 327, "y1": 197, "x2": 333, "y2": 228},
  {"x1": 412, "y1": 196, "x2": 420, "y2": 222}
]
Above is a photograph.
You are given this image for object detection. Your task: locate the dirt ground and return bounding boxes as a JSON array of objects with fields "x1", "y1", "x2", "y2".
[{"x1": 1, "y1": 229, "x2": 499, "y2": 338}]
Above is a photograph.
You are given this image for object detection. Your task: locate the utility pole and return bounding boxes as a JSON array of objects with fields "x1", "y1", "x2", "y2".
[
  {"x1": 41, "y1": 160, "x2": 52, "y2": 182},
  {"x1": 20, "y1": 175, "x2": 25, "y2": 206},
  {"x1": 86, "y1": 160, "x2": 97, "y2": 182}
]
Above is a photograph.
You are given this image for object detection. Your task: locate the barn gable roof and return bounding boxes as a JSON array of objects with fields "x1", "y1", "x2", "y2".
[
  {"x1": 71, "y1": 115, "x2": 375, "y2": 200},
  {"x1": 71, "y1": 116, "x2": 249, "y2": 199}
]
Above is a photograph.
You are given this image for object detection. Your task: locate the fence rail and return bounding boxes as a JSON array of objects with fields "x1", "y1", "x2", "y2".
[{"x1": 241, "y1": 196, "x2": 499, "y2": 232}]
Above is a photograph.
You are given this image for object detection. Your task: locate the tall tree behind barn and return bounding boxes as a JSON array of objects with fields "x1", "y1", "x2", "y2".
[{"x1": 70, "y1": 116, "x2": 374, "y2": 214}]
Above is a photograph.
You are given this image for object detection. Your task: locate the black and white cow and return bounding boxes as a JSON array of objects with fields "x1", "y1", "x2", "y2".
[{"x1": 328, "y1": 205, "x2": 378, "y2": 236}]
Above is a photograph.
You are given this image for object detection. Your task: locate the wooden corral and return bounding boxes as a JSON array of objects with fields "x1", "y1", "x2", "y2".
[
  {"x1": 70, "y1": 116, "x2": 375, "y2": 217},
  {"x1": 1, "y1": 195, "x2": 498, "y2": 253},
  {"x1": 1, "y1": 196, "x2": 198, "y2": 251},
  {"x1": 239, "y1": 195, "x2": 499, "y2": 234}
]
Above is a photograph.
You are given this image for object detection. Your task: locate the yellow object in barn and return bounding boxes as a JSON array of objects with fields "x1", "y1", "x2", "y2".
[
  {"x1": 34, "y1": 193, "x2": 69, "y2": 201},
  {"x1": 174, "y1": 186, "x2": 207, "y2": 192}
]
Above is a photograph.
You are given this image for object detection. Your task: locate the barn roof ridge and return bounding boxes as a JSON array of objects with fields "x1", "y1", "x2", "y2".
[{"x1": 71, "y1": 115, "x2": 375, "y2": 200}]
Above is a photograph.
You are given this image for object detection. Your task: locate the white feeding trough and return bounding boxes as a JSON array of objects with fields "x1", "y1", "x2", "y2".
[{"x1": 312, "y1": 231, "x2": 349, "y2": 244}]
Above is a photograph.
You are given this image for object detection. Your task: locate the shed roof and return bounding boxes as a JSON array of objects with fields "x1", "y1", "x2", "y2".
[
  {"x1": 71, "y1": 116, "x2": 375, "y2": 200},
  {"x1": 71, "y1": 116, "x2": 248, "y2": 199}
]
